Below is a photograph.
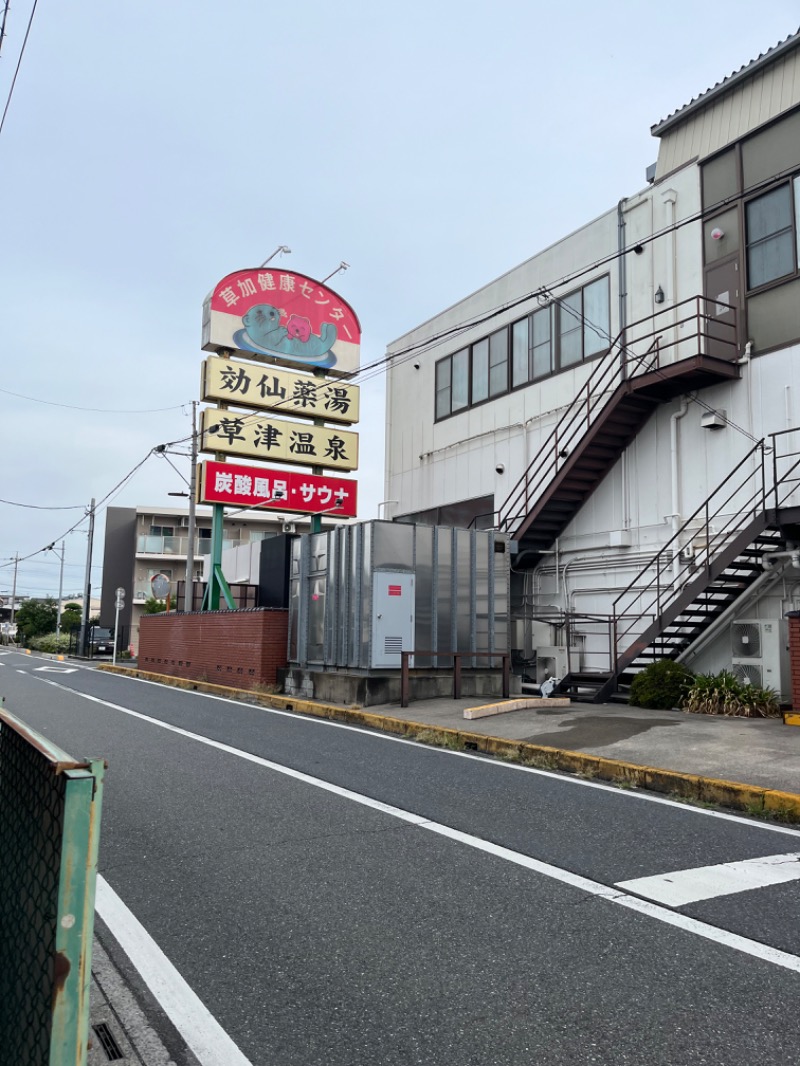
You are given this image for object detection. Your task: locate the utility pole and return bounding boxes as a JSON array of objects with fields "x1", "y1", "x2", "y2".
[
  {"x1": 80, "y1": 498, "x2": 96, "y2": 656},
  {"x1": 55, "y1": 541, "x2": 65, "y2": 640},
  {"x1": 10, "y1": 553, "x2": 19, "y2": 625},
  {"x1": 184, "y1": 400, "x2": 198, "y2": 612}
]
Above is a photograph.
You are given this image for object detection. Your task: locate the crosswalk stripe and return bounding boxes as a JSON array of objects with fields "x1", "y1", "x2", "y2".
[{"x1": 616, "y1": 852, "x2": 800, "y2": 907}]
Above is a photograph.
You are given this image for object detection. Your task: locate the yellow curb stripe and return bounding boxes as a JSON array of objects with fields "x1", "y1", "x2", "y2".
[{"x1": 96, "y1": 665, "x2": 800, "y2": 823}]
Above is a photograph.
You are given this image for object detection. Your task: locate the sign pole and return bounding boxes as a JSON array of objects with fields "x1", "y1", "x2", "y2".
[
  {"x1": 112, "y1": 587, "x2": 125, "y2": 665},
  {"x1": 79, "y1": 499, "x2": 96, "y2": 657},
  {"x1": 202, "y1": 502, "x2": 235, "y2": 611},
  {"x1": 311, "y1": 368, "x2": 326, "y2": 535},
  {"x1": 184, "y1": 400, "x2": 198, "y2": 612}
]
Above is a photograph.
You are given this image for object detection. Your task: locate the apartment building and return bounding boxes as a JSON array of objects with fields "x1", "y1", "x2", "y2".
[{"x1": 99, "y1": 504, "x2": 307, "y2": 653}]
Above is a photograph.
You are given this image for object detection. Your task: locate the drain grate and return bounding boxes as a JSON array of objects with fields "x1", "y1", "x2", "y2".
[{"x1": 93, "y1": 1022, "x2": 125, "y2": 1062}]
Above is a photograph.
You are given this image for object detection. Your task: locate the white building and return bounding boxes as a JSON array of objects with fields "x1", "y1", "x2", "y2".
[{"x1": 384, "y1": 31, "x2": 800, "y2": 700}]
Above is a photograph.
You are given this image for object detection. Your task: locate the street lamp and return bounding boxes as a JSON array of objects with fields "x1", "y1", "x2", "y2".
[
  {"x1": 156, "y1": 400, "x2": 198, "y2": 612},
  {"x1": 45, "y1": 541, "x2": 66, "y2": 640}
]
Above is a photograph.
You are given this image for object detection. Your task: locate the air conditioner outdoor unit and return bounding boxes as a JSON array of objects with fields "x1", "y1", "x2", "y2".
[
  {"x1": 731, "y1": 619, "x2": 781, "y2": 690},
  {"x1": 535, "y1": 646, "x2": 568, "y2": 684},
  {"x1": 282, "y1": 522, "x2": 297, "y2": 534}
]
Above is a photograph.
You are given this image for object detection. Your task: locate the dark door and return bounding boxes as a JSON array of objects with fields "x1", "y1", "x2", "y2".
[{"x1": 704, "y1": 258, "x2": 740, "y2": 360}]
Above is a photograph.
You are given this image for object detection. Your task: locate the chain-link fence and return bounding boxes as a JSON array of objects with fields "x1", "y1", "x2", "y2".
[{"x1": 0, "y1": 705, "x2": 105, "y2": 1066}]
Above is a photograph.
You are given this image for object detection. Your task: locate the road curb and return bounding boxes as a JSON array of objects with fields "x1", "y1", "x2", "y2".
[{"x1": 97, "y1": 665, "x2": 800, "y2": 823}]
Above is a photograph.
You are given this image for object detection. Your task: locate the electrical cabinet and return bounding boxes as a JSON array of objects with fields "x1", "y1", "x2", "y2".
[{"x1": 371, "y1": 571, "x2": 415, "y2": 669}]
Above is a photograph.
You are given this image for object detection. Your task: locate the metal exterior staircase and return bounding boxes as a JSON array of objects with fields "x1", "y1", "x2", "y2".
[
  {"x1": 557, "y1": 431, "x2": 800, "y2": 701},
  {"x1": 496, "y1": 296, "x2": 739, "y2": 563}
]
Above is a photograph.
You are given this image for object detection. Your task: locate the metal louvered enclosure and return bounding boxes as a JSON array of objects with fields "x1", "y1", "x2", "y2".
[{"x1": 288, "y1": 520, "x2": 509, "y2": 671}]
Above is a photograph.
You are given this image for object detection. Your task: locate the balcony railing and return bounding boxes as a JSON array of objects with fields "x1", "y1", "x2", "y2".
[{"x1": 136, "y1": 535, "x2": 239, "y2": 556}]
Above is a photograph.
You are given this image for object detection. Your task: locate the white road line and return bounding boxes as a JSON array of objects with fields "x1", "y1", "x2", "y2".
[
  {"x1": 95, "y1": 877, "x2": 254, "y2": 1066},
  {"x1": 37, "y1": 678, "x2": 800, "y2": 976},
  {"x1": 616, "y1": 852, "x2": 800, "y2": 907},
  {"x1": 103, "y1": 671, "x2": 800, "y2": 838}
]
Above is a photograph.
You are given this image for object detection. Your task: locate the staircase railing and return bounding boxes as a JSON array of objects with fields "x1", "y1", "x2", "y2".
[
  {"x1": 610, "y1": 427, "x2": 800, "y2": 671},
  {"x1": 496, "y1": 295, "x2": 737, "y2": 534}
]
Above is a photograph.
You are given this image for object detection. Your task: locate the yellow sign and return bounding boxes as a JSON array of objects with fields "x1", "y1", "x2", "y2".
[
  {"x1": 201, "y1": 356, "x2": 360, "y2": 425},
  {"x1": 200, "y1": 408, "x2": 359, "y2": 471}
]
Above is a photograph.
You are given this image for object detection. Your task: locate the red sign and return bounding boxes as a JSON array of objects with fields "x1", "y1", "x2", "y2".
[
  {"x1": 202, "y1": 270, "x2": 361, "y2": 377},
  {"x1": 388, "y1": 585, "x2": 402, "y2": 596},
  {"x1": 198, "y1": 460, "x2": 357, "y2": 517}
]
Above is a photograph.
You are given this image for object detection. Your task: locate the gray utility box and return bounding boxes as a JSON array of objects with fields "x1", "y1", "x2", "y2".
[
  {"x1": 371, "y1": 571, "x2": 415, "y2": 669},
  {"x1": 288, "y1": 520, "x2": 509, "y2": 671}
]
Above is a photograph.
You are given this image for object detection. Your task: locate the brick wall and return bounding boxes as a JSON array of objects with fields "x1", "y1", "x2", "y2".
[
  {"x1": 138, "y1": 608, "x2": 288, "y2": 690},
  {"x1": 789, "y1": 613, "x2": 800, "y2": 711}
]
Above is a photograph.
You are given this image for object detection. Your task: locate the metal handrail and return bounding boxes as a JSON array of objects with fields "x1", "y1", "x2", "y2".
[
  {"x1": 496, "y1": 296, "x2": 737, "y2": 534},
  {"x1": 610, "y1": 427, "x2": 800, "y2": 671}
]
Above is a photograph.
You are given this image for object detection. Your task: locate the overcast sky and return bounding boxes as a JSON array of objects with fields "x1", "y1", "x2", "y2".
[{"x1": 1, "y1": 1, "x2": 797, "y2": 600}]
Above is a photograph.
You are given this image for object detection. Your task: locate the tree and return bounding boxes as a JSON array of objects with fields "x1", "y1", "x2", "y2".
[
  {"x1": 60, "y1": 606, "x2": 82, "y2": 633},
  {"x1": 143, "y1": 597, "x2": 167, "y2": 614},
  {"x1": 15, "y1": 598, "x2": 58, "y2": 641}
]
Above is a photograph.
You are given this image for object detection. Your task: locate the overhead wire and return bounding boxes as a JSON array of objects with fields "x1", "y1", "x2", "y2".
[
  {"x1": 0, "y1": 448, "x2": 156, "y2": 573},
  {"x1": 0, "y1": 385, "x2": 193, "y2": 414},
  {"x1": 165, "y1": 165, "x2": 797, "y2": 455},
  {"x1": 0, "y1": 497, "x2": 85, "y2": 510},
  {"x1": 548, "y1": 290, "x2": 762, "y2": 446},
  {"x1": 0, "y1": 1, "x2": 11, "y2": 58},
  {"x1": 2, "y1": 161, "x2": 782, "y2": 567},
  {"x1": 0, "y1": 0, "x2": 38, "y2": 140}
]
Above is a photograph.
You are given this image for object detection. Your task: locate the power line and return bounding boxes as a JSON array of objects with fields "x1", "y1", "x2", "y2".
[
  {"x1": 0, "y1": 449, "x2": 155, "y2": 571},
  {"x1": 383, "y1": 161, "x2": 800, "y2": 368},
  {"x1": 0, "y1": 385, "x2": 193, "y2": 414},
  {"x1": 169, "y1": 165, "x2": 778, "y2": 457},
  {"x1": 0, "y1": 0, "x2": 38, "y2": 141},
  {"x1": 549, "y1": 290, "x2": 761, "y2": 446},
  {"x1": 0, "y1": 2, "x2": 12, "y2": 59},
  {"x1": 0, "y1": 497, "x2": 85, "y2": 511}
]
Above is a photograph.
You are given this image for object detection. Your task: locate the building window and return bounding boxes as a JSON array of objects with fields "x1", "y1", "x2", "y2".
[
  {"x1": 471, "y1": 338, "x2": 489, "y2": 404},
  {"x1": 745, "y1": 181, "x2": 799, "y2": 290},
  {"x1": 451, "y1": 348, "x2": 469, "y2": 411},
  {"x1": 435, "y1": 358, "x2": 451, "y2": 420},
  {"x1": 488, "y1": 328, "x2": 508, "y2": 396},
  {"x1": 556, "y1": 277, "x2": 610, "y2": 368},
  {"x1": 558, "y1": 291, "x2": 583, "y2": 368},
  {"x1": 511, "y1": 319, "x2": 529, "y2": 388},
  {"x1": 746, "y1": 185, "x2": 794, "y2": 287},
  {"x1": 530, "y1": 306, "x2": 552, "y2": 379},
  {"x1": 582, "y1": 277, "x2": 610, "y2": 357},
  {"x1": 148, "y1": 525, "x2": 174, "y2": 537},
  {"x1": 433, "y1": 275, "x2": 609, "y2": 420}
]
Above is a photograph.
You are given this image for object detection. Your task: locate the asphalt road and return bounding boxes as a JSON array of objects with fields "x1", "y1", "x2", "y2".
[{"x1": 3, "y1": 648, "x2": 800, "y2": 1066}]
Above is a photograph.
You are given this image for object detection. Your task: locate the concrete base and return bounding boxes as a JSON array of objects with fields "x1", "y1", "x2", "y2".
[
  {"x1": 465, "y1": 697, "x2": 571, "y2": 720},
  {"x1": 280, "y1": 667, "x2": 507, "y2": 708}
]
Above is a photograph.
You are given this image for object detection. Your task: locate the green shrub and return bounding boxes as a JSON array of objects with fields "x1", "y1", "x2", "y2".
[
  {"x1": 28, "y1": 632, "x2": 71, "y2": 654},
  {"x1": 682, "y1": 670, "x2": 780, "y2": 717},
  {"x1": 628, "y1": 659, "x2": 694, "y2": 709}
]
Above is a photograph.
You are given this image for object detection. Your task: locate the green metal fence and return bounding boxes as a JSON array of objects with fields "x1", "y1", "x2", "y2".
[{"x1": 0, "y1": 706, "x2": 105, "y2": 1066}]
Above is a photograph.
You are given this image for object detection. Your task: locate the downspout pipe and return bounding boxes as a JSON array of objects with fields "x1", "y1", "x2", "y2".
[
  {"x1": 670, "y1": 395, "x2": 692, "y2": 585},
  {"x1": 617, "y1": 198, "x2": 628, "y2": 379}
]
